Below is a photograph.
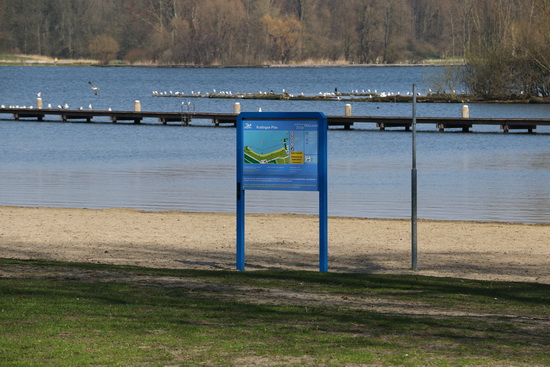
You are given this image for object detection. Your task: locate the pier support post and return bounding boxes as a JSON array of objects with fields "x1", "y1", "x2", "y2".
[
  {"x1": 462, "y1": 105, "x2": 469, "y2": 119},
  {"x1": 234, "y1": 102, "x2": 241, "y2": 114},
  {"x1": 345, "y1": 104, "x2": 352, "y2": 116},
  {"x1": 344, "y1": 104, "x2": 353, "y2": 129},
  {"x1": 36, "y1": 97, "x2": 43, "y2": 109},
  {"x1": 134, "y1": 100, "x2": 141, "y2": 112}
]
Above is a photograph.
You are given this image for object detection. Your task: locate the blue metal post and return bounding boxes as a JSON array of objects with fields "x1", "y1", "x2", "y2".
[
  {"x1": 236, "y1": 116, "x2": 245, "y2": 271},
  {"x1": 236, "y1": 184, "x2": 245, "y2": 271},
  {"x1": 319, "y1": 116, "x2": 328, "y2": 272}
]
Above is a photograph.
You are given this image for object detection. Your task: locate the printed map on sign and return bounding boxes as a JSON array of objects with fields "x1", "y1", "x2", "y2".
[
  {"x1": 243, "y1": 130, "x2": 290, "y2": 164},
  {"x1": 243, "y1": 124, "x2": 318, "y2": 165},
  {"x1": 242, "y1": 119, "x2": 319, "y2": 191}
]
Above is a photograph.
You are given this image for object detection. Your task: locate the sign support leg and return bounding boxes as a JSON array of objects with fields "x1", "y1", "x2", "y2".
[
  {"x1": 319, "y1": 188, "x2": 328, "y2": 272},
  {"x1": 237, "y1": 184, "x2": 245, "y2": 271}
]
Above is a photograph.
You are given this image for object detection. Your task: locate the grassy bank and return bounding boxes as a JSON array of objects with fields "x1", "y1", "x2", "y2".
[
  {"x1": 0, "y1": 53, "x2": 461, "y2": 68},
  {"x1": 0, "y1": 54, "x2": 97, "y2": 67},
  {"x1": 1, "y1": 259, "x2": 548, "y2": 366}
]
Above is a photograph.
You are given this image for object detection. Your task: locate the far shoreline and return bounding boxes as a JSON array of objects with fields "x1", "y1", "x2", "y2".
[
  {"x1": 0, "y1": 55, "x2": 462, "y2": 69},
  {"x1": 0, "y1": 62, "x2": 455, "y2": 69}
]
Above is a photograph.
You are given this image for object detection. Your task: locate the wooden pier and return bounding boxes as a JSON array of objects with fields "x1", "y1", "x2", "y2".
[{"x1": 2, "y1": 107, "x2": 549, "y2": 133}]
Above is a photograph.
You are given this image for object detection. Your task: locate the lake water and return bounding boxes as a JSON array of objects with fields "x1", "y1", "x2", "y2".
[{"x1": 1, "y1": 66, "x2": 549, "y2": 223}]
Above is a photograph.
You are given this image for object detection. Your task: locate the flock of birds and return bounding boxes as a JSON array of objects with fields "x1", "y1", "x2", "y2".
[
  {"x1": 1, "y1": 103, "x2": 113, "y2": 111},
  {"x1": 1, "y1": 81, "x2": 102, "y2": 110},
  {"x1": 152, "y1": 89, "x2": 236, "y2": 97},
  {"x1": 151, "y1": 88, "x2": 430, "y2": 99}
]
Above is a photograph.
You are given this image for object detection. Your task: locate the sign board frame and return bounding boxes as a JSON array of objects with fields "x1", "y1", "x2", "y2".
[{"x1": 236, "y1": 112, "x2": 328, "y2": 271}]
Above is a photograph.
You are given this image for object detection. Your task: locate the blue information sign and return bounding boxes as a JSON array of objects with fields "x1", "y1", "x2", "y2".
[{"x1": 237, "y1": 112, "x2": 328, "y2": 272}]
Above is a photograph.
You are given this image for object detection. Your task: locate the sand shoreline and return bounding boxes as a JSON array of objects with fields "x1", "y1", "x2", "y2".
[{"x1": 0, "y1": 206, "x2": 548, "y2": 284}]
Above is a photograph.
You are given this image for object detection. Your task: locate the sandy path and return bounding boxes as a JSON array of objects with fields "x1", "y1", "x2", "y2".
[{"x1": 0, "y1": 206, "x2": 548, "y2": 284}]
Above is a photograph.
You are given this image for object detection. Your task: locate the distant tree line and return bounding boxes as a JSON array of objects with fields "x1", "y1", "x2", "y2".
[
  {"x1": 0, "y1": 0, "x2": 548, "y2": 98},
  {"x1": 0, "y1": 0, "x2": 481, "y2": 64}
]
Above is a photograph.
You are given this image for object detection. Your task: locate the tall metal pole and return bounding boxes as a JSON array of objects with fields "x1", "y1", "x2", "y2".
[{"x1": 411, "y1": 84, "x2": 418, "y2": 270}]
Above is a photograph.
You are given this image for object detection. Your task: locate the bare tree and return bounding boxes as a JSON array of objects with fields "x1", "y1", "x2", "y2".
[
  {"x1": 89, "y1": 34, "x2": 120, "y2": 65},
  {"x1": 261, "y1": 14, "x2": 302, "y2": 63}
]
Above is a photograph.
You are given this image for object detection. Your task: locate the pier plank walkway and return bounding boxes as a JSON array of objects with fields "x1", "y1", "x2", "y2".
[{"x1": 1, "y1": 107, "x2": 549, "y2": 133}]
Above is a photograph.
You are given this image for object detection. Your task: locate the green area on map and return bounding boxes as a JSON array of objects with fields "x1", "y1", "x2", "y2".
[{"x1": 243, "y1": 130, "x2": 290, "y2": 164}]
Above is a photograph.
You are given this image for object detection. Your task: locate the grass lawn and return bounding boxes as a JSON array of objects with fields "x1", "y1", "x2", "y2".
[{"x1": 0, "y1": 259, "x2": 548, "y2": 366}]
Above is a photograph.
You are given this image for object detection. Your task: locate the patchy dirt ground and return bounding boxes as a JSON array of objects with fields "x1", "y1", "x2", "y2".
[{"x1": 2, "y1": 262, "x2": 549, "y2": 331}]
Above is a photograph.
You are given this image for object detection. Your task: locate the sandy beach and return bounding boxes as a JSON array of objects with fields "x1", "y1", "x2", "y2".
[{"x1": 0, "y1": 206, "x2": 548, "y2": 284}]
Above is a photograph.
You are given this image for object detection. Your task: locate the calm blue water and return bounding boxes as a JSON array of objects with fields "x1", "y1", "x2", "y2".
[{"x1": 1, "y1": 66, "x2": 549, "y2": 222}]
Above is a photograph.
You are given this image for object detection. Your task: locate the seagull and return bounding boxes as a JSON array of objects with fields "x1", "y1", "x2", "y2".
[
  {"x1": 88, "y1": 81, "x2": 99, "y2": 95},
  {"x1": 36, "y1": 92, "x2": 42, "y2": 98}
]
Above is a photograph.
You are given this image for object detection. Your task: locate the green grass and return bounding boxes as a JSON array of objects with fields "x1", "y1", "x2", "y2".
[
  {"x1": 0, "y1": 55, "x2": 30, "y2": 61},
  {"x1": 1, "y1": 259, "x2": 548, "y2": 366}
]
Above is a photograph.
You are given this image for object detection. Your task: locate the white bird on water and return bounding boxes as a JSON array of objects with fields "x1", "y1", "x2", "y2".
[{"x1": 88, "y1": 81, "x2": 99, "y2": 95}]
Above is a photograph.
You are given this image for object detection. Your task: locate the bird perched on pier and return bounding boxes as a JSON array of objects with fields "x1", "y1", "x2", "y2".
[
  {"x1": 36, "y1": 92, "x2": 41, "y2": 98},
  {"x1": 88, "y1": 81, "x2": 99, "y2": 95}
]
